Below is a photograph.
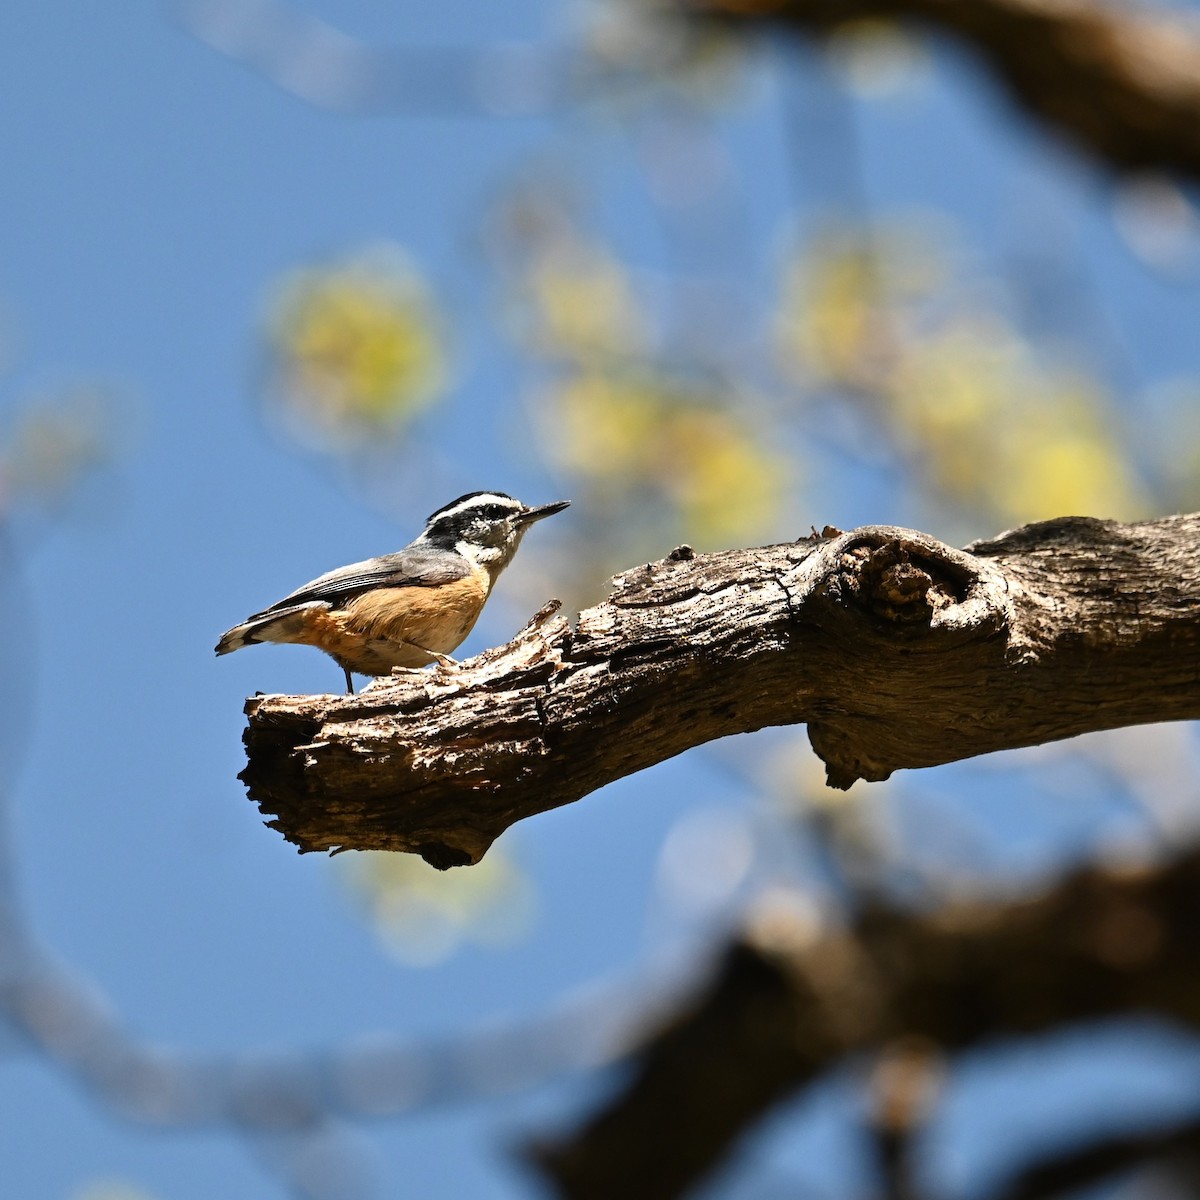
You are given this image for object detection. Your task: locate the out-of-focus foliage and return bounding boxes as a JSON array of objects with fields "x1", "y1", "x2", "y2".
[
  {"x1": 777, "y1": 223, "x2": 1148, "y2": 524},
  {"x1": 580, "y1": 0, "x2": 749, "y2": 105},
  {"x1": 71, "y1": 1181, "x2": 160, "y2": 1200},
  {"x1": 264, "y1": 245, "x2": 446, "y2": 449},
  {"x1": 538, "y1": 366, "x2": 786, "y2": 546},
  {"x1": 0, "y1": 385, "x2": 115, "y2": 517},
  {"x1": 1150, "y1": 379, "x2": 1200, "y2": 511},
  {"x1": 1112, "y1": 175, "x2": 1200, "y2": 278},
  {"x1": 514, "y1": 237, "x2": 646, "y2": 363},
  {"x1": 485, "y1": 186, "x2": 789, "y2": 565},
  {"x1": 339, "y1": 846, "x2": 537, "y2": 968},
  {"x1": 822, "y1": 18, "x2": 930, "y2": 97}
]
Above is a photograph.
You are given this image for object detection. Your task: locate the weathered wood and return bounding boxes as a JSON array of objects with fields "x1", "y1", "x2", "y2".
[{"x1": 239, "y1": 514, "x2": 1200, "y2": 866}]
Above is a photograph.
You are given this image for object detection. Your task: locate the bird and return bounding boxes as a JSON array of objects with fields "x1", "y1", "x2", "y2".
[{"x1": 215, "y1": 491, "x2": 569, "y2": 694}]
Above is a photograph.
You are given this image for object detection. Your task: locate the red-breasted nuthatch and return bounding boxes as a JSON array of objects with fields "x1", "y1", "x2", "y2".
[{"x1": 216, "y1": 491, "x2": 569, "y2": 693}]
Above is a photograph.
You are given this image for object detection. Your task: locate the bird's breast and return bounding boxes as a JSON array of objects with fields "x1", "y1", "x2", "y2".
[{"x1": 342, "y1": 570, "x2": 489, "y2": 658}]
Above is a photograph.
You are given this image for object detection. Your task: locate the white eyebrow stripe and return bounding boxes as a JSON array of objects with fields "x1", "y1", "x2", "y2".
[{"x1": 427, "y1": 494, "x2": 522, "y2": 522}]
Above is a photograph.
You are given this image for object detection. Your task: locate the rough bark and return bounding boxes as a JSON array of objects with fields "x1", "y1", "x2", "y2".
[
  {"x1": 239, "y1": 513, "x2": 1200, "y2": 867},
  {"x1": 686, "y1": 0, "x2": 1200, "y2": 180},
  {"x1": 531, "y1": 846, "x2": 1200, "y2": 1200}
]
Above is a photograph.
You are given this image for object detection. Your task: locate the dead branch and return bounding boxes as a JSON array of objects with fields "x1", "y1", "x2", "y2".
[
  {"x1": 239, "y1": 513, "x2": 1200, "y2": 867},
  {"x1": 531, "y1": 846, "x2": 1200, "y2": 1199},
  {"x1": 685, "y1": 0, "x2": 1200, "y2": 180}
]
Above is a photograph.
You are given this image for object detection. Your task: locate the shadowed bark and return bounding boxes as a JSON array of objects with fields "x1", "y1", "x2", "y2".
[{"x1": 238, "y1": 513, "x2": 1200, "y2": 867}]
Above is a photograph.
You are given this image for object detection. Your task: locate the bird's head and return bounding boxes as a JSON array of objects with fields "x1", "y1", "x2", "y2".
[{"x1": 418, "y1": 491, "x2": 569, "y2": 573}]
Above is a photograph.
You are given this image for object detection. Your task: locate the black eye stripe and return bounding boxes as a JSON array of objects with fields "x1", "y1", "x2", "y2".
[
  {"x1": 475, "y1": 504, "x2": 511, "y2": 521},
  {"x1": 423, "y1": 503, "x2": 515, "y2": 542}
]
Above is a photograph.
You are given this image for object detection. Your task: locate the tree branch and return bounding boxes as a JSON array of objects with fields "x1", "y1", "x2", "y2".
[
  {"x1": 996, "y1": 1116, "x2": 1200, "y2": 1200},
  {"x1": 685, "y1": 0, "x2": 1200, "y2": 180},
  {"x1": 530, "y1": 846, "x2": 1200, "y2": 1199},
  {"x1": 239, "y1": 514, "x2": 1200, "y2": 866}
]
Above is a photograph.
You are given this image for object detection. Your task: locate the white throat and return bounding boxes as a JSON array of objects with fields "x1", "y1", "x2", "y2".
[{"x1": 455, "y1": 532, "x2": 525, "y2": 584}]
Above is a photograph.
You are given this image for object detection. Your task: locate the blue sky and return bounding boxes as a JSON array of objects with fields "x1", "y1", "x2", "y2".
[{"x1": 4, "y1": 2, "x2": 1200, "y2": 1199}]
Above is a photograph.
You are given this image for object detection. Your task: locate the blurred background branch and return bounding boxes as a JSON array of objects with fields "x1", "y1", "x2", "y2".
[
  {"x1": 688, "y1": 0, "x2": 1200, "y2": 178},
  {"x1": 534, "y1": 846, "x2": 1200, "y2": 1198}
]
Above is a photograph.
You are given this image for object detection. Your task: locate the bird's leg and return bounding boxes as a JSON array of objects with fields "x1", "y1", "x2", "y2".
[
  {"x1": 402, "y1": 640, "x2": 459, "y2": 669},
  {"x1": 343, "y1": 666, "x2": 355, "y2": 694}
]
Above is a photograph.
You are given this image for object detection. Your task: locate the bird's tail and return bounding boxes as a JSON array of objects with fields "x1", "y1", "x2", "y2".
[{"x1": 214, "y1": 603, "x2": 324, "y2": 656}]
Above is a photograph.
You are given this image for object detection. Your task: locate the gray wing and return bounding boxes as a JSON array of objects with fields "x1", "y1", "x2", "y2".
[{"x1": 249, "y1": 549, "x2": 470, "y2": 619}]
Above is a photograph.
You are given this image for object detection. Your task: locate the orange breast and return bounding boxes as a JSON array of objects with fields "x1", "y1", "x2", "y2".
[
  {"x1": 291, "y1": 572, "x2": 488, "y2": 676},
  {"x1": 345, "y1": 574, "x2": 488, "y2": 650}
]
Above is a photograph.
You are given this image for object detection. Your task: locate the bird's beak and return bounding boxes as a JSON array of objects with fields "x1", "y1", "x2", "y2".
[{"x1": 518, "y1": 499, "x2": 570, "y2": 525}]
